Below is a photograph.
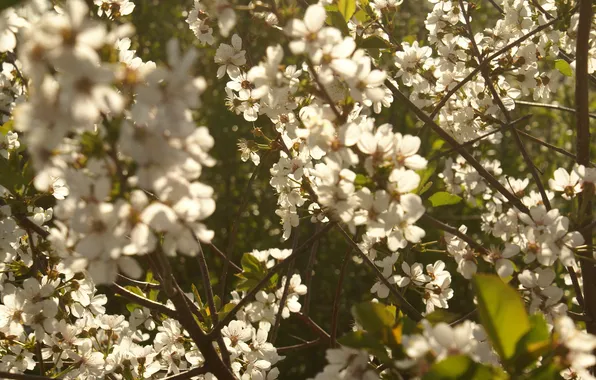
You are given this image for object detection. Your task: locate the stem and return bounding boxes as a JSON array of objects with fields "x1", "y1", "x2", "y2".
[
  {"x1": 385, "y1": 79, "x2": 530, "y2": 213},
  {"x1": 335, "y1": 224, "x2": 423, "y2": 321},
  {"x1": 303, "y1": 224, "x2": 322, "y2": 316},
  {"x1": 112, "y1": 283, "x2": 177, "y2": 318},
  {"x1": 459, "y1": 0, "x2": 551, "y2": 210},
  {"x1": 515, "y1": 100, "x2": 596, "y2": 119},
  {"x1": 420, "y1": 214, "x2": 490, "y2": 255},
  {"x1": 270, "y1": 229, "x2": 301, "y2": 343},
  {"x1": 222, "y1": 151, "x2": 270, "y2": 298},
  {"x1": 209, "y1": 222, "x2": 336, "y2": 336},
  {"x1": 330, "y1": 248, "x2": 352, "y2": 347}
]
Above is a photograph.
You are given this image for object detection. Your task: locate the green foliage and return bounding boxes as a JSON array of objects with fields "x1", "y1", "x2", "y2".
[
  {"x1": 235, "y1": 253, "x2": 278, "y2": 292},
  {"x1": 337, "y1": 0, "x2": 356, "y2": 22},
  {"x1": 472, "y1": 274, "x2": 530, "y2": 364},
  {"x1": 554, "y1": 59, "x2": 573, "y2": 77},
  {"x1": 423, "y1": 355, "x2": 506, "y2": 380},
  {"x1": 428, "y1": 191, "x2": 462, "y2": 207}
]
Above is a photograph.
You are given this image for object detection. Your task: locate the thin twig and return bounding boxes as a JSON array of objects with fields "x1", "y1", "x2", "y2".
[
  {"x1": 567, "y1": 266, "x2": 585, "y2": 310},
  {"x1": 420, "y1": 214, "x2": 490, "y2": 255},
  {"x1": 303, "y1": 224, "x2": 322, "y2": 316},
  {"x1": 276, "y1": 339, "x2": 322, "y2": 353},
  {"x1": 271, "y1": 229, "x2": 301, "y2": 343},
  {"x1": 330, "y1": 248, "x2": 352, "y2": 347},
  {"x1": 161, "y1": 366, "x2": 208, "y2": 380},
  {"x1": 459, "y1": 0, "x2": 551, "y2": 210},
  {"x1": 117, "y1": 274, "x2": 161, "y2": 289},
  {"x1": 208, "y1": 243, "x2": 241, "y2": 273},
  {"x1": 295, "y1": 313, "x2": 331, "y2": 340},
  {"x1": 335, "y1": 224, "x2": 423, "y2": 321},
  {"x1": 222, "y1": 151, "x2": 270, "y2": 298},
  {"x1": 385, "y1": 80, "x2": 529, "y2": 213},
  {"x1": 193, "y1": 233, "x2": 231, "y2": 367},
  {"x1": 112, "y1": 283, "x2": 177, "y2": 318},
  {"x1": 209, "y1": 222, "x2": 336, "y2": 336},
  {"x1": 575, "y1": 0, "x2": 595, "y2": 334},
  {"x1": 306, "y1": 59, "x2": 343, "y2": 122},
  {"x1": 0, "y1": 372, "x2": 54, "y2": 380},
  {"x1": 428, "y1": 115, "x2": 531, "y2": 162},
  {"x1": 515, "y1": 100, "x2": 596, "y2": 119}
]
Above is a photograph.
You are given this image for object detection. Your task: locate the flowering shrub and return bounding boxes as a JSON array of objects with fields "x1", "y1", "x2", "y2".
[{"x1": 0, "y1": 0, "x2": 594, "y2": 379}]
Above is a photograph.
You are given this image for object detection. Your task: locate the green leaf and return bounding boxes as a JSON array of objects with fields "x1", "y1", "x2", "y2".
[
  {"x1": 513, "y1": 314, "x2": 552, "y2": 371},
  {"x1": 473, "y1": 274, "x2": 530, "y2": 363},
  {"x1": 352, "y1": 302, "x2": 395, "y2": 335},
  {"x1": 0, "y1": 120, "x2": 13, "y2": 135},
  {"x1": 423, "y1": 355, "x2": 506, "y2": 380},
  {"x1": 429, "y1": 191, "x2": 462, "y2": 207},
  {"x1": 338, "y1": 330, "x2": 391, "y2": 361},
  {"x1": 326, "y1": 11, "x2": 350, "y2": 35},
  {"x1": 360, "y1": 36, "x2": 390, "y2": 49},
  {"x1": 554, "y1": 59, "x2": 573, "y2": 77},
  {"x1": 337, "y1": 0, "x2": 356, "y2": 22}
]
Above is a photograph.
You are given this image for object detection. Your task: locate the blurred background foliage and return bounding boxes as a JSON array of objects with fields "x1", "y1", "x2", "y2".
[{"x1": 93, "y1": 0, "x2": 596, "y2": 377}]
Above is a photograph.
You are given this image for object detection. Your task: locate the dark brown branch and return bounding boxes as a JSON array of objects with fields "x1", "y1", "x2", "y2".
[
  {"x1": 575, "y1": 0, "x2": 595, "y2": 335},
  {"x1": 306, "y1": 60, "x2": 343, "y2": 122},
  {"x1": 149, "y1": 250, "x2": 235, "y2": 380},
  {"x1": 193, "y1": 233, "x2": 231, "y2": 367},
  {"x1": 335, "y1": 224, "x2": 423, "y2": 321}
]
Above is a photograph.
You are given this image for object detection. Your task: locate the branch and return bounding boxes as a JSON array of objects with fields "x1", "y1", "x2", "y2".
[
  {"x1": 459, "y1": 0, "x2": 551, "y2": 210},
  {"x1": 303, "y1": 224, "x2": 322, "y2": 315},
  {"x1": 276, "y1": 339, "x2": 322, "y2": 353},
  {"x1": 515, "y1": 100, "x2": 596, "y2": 119},
  {"x1": 209, "y1": 222, "x2": 336, "y2": 336},
  {"x1": 162, "y1": 366, "x2": 208, "y2": 380},
  {"x1": 192, "y1": 232, "x2": 231, "y2": 367},
  {"x1": 0, "y1": 373, "x2": 54, "y2": 380},
  {"x1": 112, "y1": 283, "x2": 177, "y2": 318},
  {"x1": 295, "y1": 312, "x2": 331, "y2": 340},
  {"x1": 148, "y1": 250, "x2": 235, "y2": 380},
  {"x1": 335, "y1": 224, "x2": 423, "y2": 321},
  {"x1": 420, "y1": 214, "x2": 490, "y2": 255},
  {"x1": 306, "y1": 60, "x2": 343, "y2": 122},
  {"x1": 428, "y1": 115, "x2": 531, "y2": 162},
  {"x1": 575, "y1": 0, "x2": 595, "y2": 334},
  {"x1": 271, "y1": 230, "x2": 301, "y2": 343},
  {"x1": 330, "y1": 248, "x2": 352, "y2": 347},
  {"x1": 385, "y1": 79, "x2": 530, "y2": 213},
  {"x1": 116, "y1": 274, "x2": 161, "y2": 289},
  {"x1": 222, "y1": 151, "x2": 270, "y2": 297}
]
